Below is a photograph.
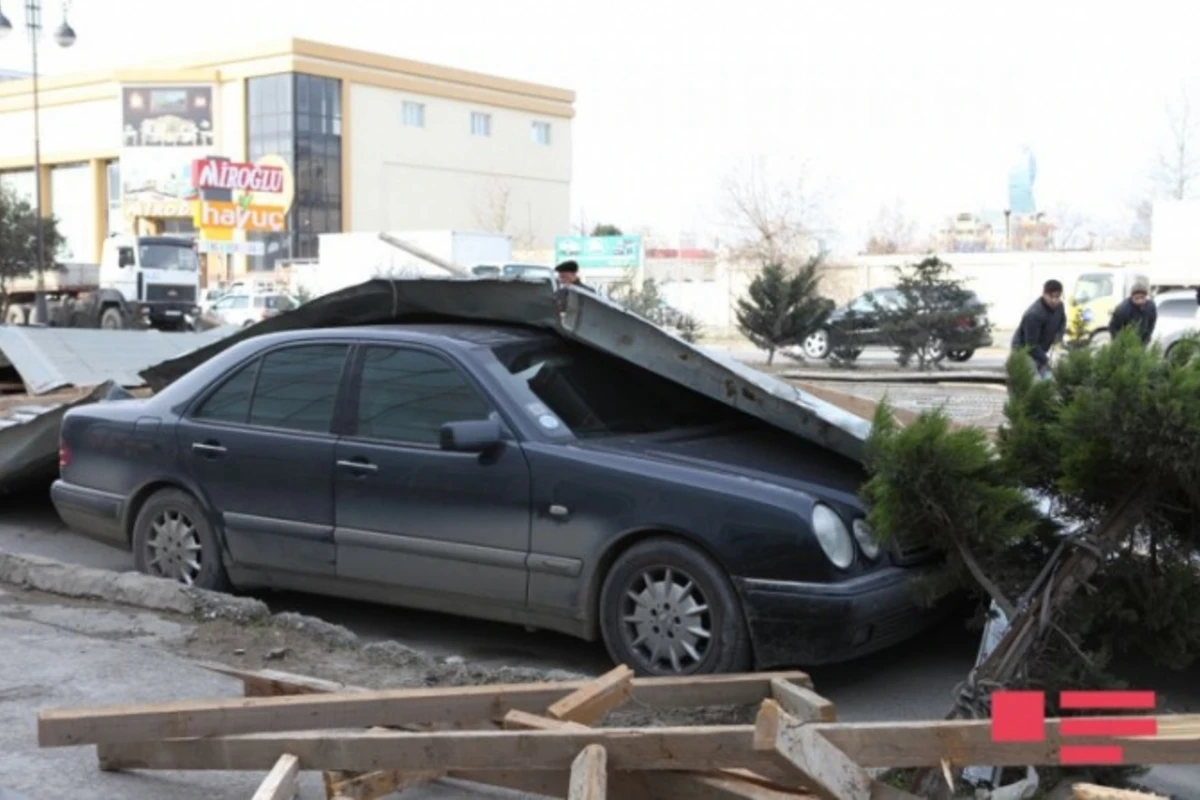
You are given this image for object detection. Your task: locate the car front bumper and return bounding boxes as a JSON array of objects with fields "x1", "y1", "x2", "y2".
[{"x1": 736, "y1": 566, "x2": 954, "y2": 668}]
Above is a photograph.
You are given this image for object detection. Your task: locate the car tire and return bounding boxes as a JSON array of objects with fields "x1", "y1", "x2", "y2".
[
  {"x1": 947, "y1": 349, "x2": 974, "y2": 362},
  {"x1": 132, "y1": 488, "x2": 230, "y2": 592},
  {"x1": 1089, "y1": 330, "x2": 1111, "y2": 347},
  {"x1": 802, "y1": 329, "x2": 831, "y2": 360},
  {"x1": 599, "y1": 537, "x2": 752, "y2": 676},
  {"x1": 100, "y1": 307, "x2": 125, "y2": 330}
]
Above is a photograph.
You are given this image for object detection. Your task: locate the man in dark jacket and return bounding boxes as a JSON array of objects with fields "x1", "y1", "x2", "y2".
[
  {"x1": 554, "y1": 260, "x2": 593, "y2": 312},
  {"x1": 1108, "y1": 280, "x2": 1157, "y2": 345},
  {"x1": 1012, "y1": 279, "x2": 1066, "y2": 379}
]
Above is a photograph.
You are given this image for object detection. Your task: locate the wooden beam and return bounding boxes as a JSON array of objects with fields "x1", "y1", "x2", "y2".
[
  {"x1": 770, "y1": 718, "x2": 872, "y2": 800},
  {"x1": 770, "y1": 679, "x2": 836, "y2": 723},
  {"x1": 569, "y1": 744, "x2": 607, "y2": 800},
  {"x1": 1072, "y1": 785, "x2": 1168, "y2": 800},
  {"x1": 94, "y1": 725, "x2": 771, "y2": 773},
  {"x1": 250, "y1": 753, "x2": 299, "y2": 800},
  {"x1": 42, "y1": 670, "x2": 811, "y2": 747},
  {"x1": 196, "y1": 662, "x2": 365, "y2": 696},
  {"x1": 548, "y1": 665, "x2": 634, "y2": 725},
  {"x1": 327, "y1": 768, "x2": 444, "y2": 800},
  {"x1": 459, "y1": 769, "x2": 818, "y2": 799},
  {"x1": 504, "y1": 710, "x2": 591, "y2": 731}
]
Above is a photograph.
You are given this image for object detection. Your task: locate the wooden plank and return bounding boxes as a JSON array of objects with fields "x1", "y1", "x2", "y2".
[
  {"x1": 773, "y1": 722, "x2": 872, "y2": 800},
  {"x1": 548, "y1": 665, "x2": 634, "y2": 724},
  {"x1": 196, "y1": 662, "x2": 365, "y2": 697},
  {"x1": 461, "y1": 769, "x2": 817, "y2": 799},
  {"x1": 93, "y1": 725, "x2": 771, "y2": 773},
  {"x1": 328, "y1": 768, "x2": 444, "y2": 800},
  {"x1": 504, "y1": 709, "x2": 591, "y2": 731},
  {"x1": 569, "y1": 744, "x2": 607, "y2": 800},
  {"x1": 770, "y1": 679, "x2": 836, "y2": 723},
  {"x1": 42, "y1": 670, "x2": 810, "y2": 747},
  {"x1": 250, "y1": 753, "x2": 299, "y2": 800},
  {"x1": 1071, "y1": 785, "x2": 1168, "y2": 800}
]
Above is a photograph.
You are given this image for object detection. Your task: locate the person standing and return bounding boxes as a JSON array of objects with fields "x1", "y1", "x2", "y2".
[
  {"x1": 554, "y1": 260, "x2": 593, "y2": 312},
  {"x1": 1108, "y1": 280, "x2": 1157, "y2": 345},
  {"x1": 1012, "y1": 279, "x2": 1066, "y2": 379}
]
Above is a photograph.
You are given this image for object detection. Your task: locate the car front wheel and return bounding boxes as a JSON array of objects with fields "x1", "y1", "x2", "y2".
[
  {"x1": 946, "y1": 349, "x2": 974, "y2": 362},
  {"x1": 802, "y1": 329, "x2": 831, "y2": 359},
  {"x1": 599, "y1": 538, "x2": 751, "y2": 676},
  {"x1": 132, "y1": 488, "x2": 229, "y2": 591}
]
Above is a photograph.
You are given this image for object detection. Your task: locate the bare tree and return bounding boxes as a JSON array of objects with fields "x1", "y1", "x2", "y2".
[
  {"x1": 719, "y1": 156, "x2": 828, "y2": 267},
  {"x1": 1154, "y1": 89, "x2": 1200, "y2": 200},
  {"x1": 863, "y1": 199, "x2": 917, "y2": 254},
  {"x1": 471, "y1": 177, "x2": 535, "y2": 248},
  {"x1": 1046, "y1": 208, "x2": 1093, "y2": 250}
]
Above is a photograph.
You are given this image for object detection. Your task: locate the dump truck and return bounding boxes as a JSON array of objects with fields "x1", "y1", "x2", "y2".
[{"x1": 4, "y1": 233, "x2": 202, "y2": 331}]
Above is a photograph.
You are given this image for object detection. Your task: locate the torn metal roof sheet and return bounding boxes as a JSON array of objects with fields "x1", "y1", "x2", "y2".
[
  {"x1": 0, "y1": 382, "x2": 132, "y2": 494},
  {"x1": 0, "y1": 326, "x2": 239, "y2": 395},
  {"x1": 139, "y1": 279, "x2": 871, "y2": 463}
]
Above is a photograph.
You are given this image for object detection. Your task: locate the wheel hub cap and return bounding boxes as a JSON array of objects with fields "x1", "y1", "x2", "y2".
[
  {"x1": 147, "y1": 510, "x2": 202, "y2": 586},
  {"x1": 621, "y1": 567, "x2": 712, "y2": 673}
]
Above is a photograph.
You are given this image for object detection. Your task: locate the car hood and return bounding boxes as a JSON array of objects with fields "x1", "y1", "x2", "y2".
[{"x1": 577, "y1": 423, "x2": 867, "y2": 504}]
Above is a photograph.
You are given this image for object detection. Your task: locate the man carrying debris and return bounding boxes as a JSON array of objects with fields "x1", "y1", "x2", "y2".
[
  {"x1": 554, "y1": 260, "x2": 593, "y2": 313},
  {"x1": 1012, "y1": 279, "x2": 1066, "y2": 380},
  {"x1": 1108, "y1": 279, "x2": 1157, "y2": 345}
]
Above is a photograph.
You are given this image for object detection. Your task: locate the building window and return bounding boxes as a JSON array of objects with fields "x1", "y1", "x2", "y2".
[
  {"x1": 531, "y1": 121, "x2": 551, "y2": 146},
  {"x1": 470, "y1": 111, "x2": 491, "y2": 137},
  {"x1": 244, "y1": 72, "x2": 342, "y2": 269},
  {"x1": 402, "y1": 101, "x2": 425, "y2": 128}
]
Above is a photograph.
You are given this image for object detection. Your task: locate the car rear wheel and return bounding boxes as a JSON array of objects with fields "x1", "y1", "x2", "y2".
[
  {"x1": 802, "y1": 329, "x2": 831, "y2": 359},
  {"x1": 946, "y1": 349, "x2": 974, "y2": 362},
  {"x1": 132, "y1": 488, "x2": 229, "y2": 591},
  {"x1": 599, "y1": 538, "x2": 751, "y2": 676},
  {"x1": 1089, "y1": 330, "x2": 1111, "y2": 347}
]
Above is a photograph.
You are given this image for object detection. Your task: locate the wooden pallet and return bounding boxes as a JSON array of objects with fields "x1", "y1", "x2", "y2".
[{"x1": 35, "y1": 662, "x2": 1200, "y2": 800}]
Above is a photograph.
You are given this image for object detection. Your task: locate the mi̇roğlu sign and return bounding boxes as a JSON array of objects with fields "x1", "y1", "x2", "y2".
[{"x1": 192, "y1": 159, "x2": 285, "y2": 193}]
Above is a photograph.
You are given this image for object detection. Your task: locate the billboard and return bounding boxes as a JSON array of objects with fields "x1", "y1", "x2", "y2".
[
  {"x1": 192, "y1": 155, "x2": 294, "y2": 252},
  {"x1": 119, "y1": 84, "x2": 215, "y2": 219},
  {"x1": 554, "y1": 234, "x2": 642, "y2": 269}
]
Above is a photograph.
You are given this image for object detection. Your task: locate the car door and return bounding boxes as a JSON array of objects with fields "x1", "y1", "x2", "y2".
[
  {"x1": 332, "y1": 343, "x2": 533, "y2": 606},
  {"x1": 175, "y1": 342, "x2": 351, "y2": 577}
]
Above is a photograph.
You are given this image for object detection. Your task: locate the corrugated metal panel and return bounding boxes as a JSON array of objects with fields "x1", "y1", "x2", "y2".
[
  {"x1": 0, "y1": 327, "x2": 239, "y2": 395},
  {"x1": 139, "y1": 279, "x2": 870, "y2": 463}
]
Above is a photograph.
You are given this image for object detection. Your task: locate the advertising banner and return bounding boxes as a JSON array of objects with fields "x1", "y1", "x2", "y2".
[
  {"x1": 119, "y1": 84, "x2": 216, "y2": 219},
  {"x1": 554, "y1": 234, "x2": 642, "y2": 269}
]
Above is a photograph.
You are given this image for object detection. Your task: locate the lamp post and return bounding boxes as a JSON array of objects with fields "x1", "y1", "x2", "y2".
[{"x1": 0, "y1": 1, "x2": 77, "y2": 324}]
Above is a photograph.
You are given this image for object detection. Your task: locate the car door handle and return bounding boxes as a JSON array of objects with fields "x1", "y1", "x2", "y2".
[
  {"x1": 192, "y1": 441, "x2": 226, "y2": 456},
  {"x1": 336, "y1": 458, "x2": 378, "y2": 474}
]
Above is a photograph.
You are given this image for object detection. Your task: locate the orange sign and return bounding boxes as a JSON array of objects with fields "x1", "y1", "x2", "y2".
[{"x1": 199, "y1": 201, "x2": 286, "y2": 232}]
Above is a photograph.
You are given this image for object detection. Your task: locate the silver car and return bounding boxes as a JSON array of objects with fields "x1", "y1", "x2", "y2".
[{"x1": 1151, "y1": 289, "x2": 1200, "y2": 356}]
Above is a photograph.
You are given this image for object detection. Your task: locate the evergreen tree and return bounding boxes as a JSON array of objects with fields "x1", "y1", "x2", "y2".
[
  {"x1": 676, "y1": 312, "x2": 704, "y2": 344},
  {"x1": 735, "y1": 258, "x2": 833, "y2": 365}
]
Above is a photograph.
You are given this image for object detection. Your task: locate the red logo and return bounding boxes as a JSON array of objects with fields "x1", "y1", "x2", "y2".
[
  {"x1": 991, "y1": 690, "x2": 1158, "y2": 764},
  {"x1": 192, "y1": 159, "x2": 284, "y2": 193}
]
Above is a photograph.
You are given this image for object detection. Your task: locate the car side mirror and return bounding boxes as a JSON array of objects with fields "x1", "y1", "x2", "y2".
[{"x1": 440, "y1": 418, "x2": 503, "y2": 453}]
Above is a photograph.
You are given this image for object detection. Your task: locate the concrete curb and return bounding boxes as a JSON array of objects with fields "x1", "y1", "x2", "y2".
[{"x1": 782, "y1": 369, "x2": 1007, "y2": 384}]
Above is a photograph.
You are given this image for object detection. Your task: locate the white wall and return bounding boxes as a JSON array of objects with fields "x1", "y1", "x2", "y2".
[
  {"x1": 348, "y1": 83, "x2": 571, "y2": 247},
  {"x1": 0, "y1": 168, "x2": 35, "y2": 204},
  {"x1": 0, "y1": 98, "x2": 120, "y2": 160},
  {"x1": 219, "y1": 80, "x2": 246, "y2": 160},
  {"x1": 50, "y1": 163, "x2": 94, "y2": 262}
]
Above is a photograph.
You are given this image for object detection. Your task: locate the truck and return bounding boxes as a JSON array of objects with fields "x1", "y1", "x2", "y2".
[
  {"x1": 4, "y1": 233, "x2": 202, "y2": 331},
  {"x1": 1065, "y1": 199, "x2": 1200, "y2": 345},
  {"x1": 287, "y1": 230, "x2": 513, "y2": 300}
]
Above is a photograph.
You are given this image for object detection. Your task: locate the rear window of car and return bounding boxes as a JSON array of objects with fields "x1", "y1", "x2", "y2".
[
  {"x1": 490, "y1": 337, "x2": 737, "y2": 438},
  {"x1": 1158, "y1": 297, "x2": 1197, "y2": 318}
]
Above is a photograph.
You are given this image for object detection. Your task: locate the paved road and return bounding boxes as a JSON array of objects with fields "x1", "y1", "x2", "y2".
[{"x1": 705, "y1": 343, "x2": 1010, "y2": 370}]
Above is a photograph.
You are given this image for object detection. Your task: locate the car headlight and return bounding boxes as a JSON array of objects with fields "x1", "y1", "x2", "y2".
[
  {"x1": 853, "y1": 518, "x2": 881, "y2": 559},
  {"x1": 811, "y1": 503, "x2": 854, "y2": 569},
  {"x1": 1081, "y1": 308, "x2": 1094, "y2": 323}
]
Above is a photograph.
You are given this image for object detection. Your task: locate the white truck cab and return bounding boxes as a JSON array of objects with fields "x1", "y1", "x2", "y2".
[{"x1": 101, "y1": 234, "x2": 202, "y2": 330}]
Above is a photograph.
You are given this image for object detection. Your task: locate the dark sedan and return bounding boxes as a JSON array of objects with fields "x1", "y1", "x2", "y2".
[
  {"x1": 799, "y1": 287, "x2": 993, "y2": 362},
  {"x1": 51, "y1": 323, "x2": 946, "y2": 675}
]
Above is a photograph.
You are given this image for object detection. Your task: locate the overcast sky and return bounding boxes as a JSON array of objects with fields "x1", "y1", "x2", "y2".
[{"x1": 3, "y1": 0, "x2": 1198, "y2": 250}]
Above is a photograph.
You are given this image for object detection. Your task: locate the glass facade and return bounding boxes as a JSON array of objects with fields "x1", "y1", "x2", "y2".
[{"x1": 246, "y1": 72, "x2": 342, "y2": 270}]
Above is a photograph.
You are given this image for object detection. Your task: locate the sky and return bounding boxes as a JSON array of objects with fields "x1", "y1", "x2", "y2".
[{"x1": 2, "y1": 0, "x2": 1199, "y2": 252}]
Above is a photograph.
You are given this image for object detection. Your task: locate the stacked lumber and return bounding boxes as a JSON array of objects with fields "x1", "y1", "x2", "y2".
[{"x1": 35, "y1": 663, "x2": 1200, "y2": 800}]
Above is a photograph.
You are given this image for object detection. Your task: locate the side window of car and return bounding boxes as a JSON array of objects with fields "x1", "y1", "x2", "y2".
[
  {"x1": 354, "y1": 347, "x2": 492, "y2": 444},
  {"x1": 231, "y1": 296, "x2": 250, "y2": 309},
  {"x1": 246, "y1": 344, "x2": 350, "y2": 433},
  {"x1": 193, "y1": 358, "x2": 260, "y2": 424}
]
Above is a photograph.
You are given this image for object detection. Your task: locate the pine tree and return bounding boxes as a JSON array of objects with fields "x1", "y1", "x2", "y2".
[
  {"x1": 864, "y1": 328, "x2": 1200, "y2": 796},
  {"x1": 735, "y1": 258, "x2": 833, "y2": 365}
]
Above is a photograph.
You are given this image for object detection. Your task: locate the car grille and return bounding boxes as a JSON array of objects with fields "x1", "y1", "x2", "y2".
[{"x1": 145, "y1": 284, "x2": 196, "y2": 303}]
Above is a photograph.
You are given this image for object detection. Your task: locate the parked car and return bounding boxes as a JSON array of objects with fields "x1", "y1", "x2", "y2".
[
  {"x1": 207, "y1": 291, "x2": 298, "y2": 328},
  {"x1": 1150, "y1": 288, "x2": 1200, "y2": 356},
  {"x1": 798, "y1": 287, "x2": 993, "y2": 362},
  {"x1": 51, "y1": 323, "x2": 946, "y2": 675}
]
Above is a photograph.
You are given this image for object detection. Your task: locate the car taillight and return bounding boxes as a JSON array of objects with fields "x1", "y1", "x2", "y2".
[{"x1": 58, "y1": 441, "x2": 71, "y2": 471}]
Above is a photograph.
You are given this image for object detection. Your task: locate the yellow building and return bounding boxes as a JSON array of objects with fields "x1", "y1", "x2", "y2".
[{"x1": 0, "y1": 38, "x2": 574, "y2": 278}]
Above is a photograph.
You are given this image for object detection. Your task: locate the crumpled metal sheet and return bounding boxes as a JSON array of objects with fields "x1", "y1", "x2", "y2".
[
  {"x1": 0, "y1": 382, "x2": 132, "y2": 494},
  {"x1": 139, "y1": 279, "x2": 870, "y2": 462},
  {"x1": 0, "y1": 326, "x2": 239, "y2": 395}
]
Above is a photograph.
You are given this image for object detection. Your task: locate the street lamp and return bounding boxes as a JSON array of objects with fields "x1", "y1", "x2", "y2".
[{"x1": 0, "y1": 1, "x2": 77, "y2": 324}]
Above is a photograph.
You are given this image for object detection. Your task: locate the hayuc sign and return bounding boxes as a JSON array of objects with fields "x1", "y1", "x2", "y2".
[
  {"x1": 199, "y1": 201, "x2": 286, "y2": 232},
  {"x1": 192, "y1": 159, "x2": 285, "y2": 193}
]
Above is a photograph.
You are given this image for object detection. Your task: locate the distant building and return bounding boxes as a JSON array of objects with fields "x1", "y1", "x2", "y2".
[
  {"x1": 937, "y1": 212, "x2": 998, "y2": 252},
  {"x1": 1008, "y1": 144, "x2": 1037, "y2": 216}
]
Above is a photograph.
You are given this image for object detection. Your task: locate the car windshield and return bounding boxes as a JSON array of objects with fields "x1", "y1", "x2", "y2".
[
  {"x1": 491, "y1": 337, "x2": 734, "y2": 438},
  {"x1": 1072, "y1": 274, "x2": 1112, "y2": 304},
  {"x1": 140, "y1": 243, "x2": 199, "y2": 271}
]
